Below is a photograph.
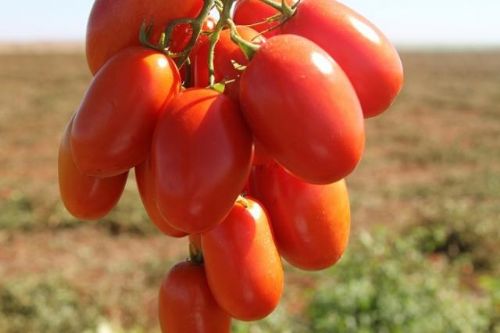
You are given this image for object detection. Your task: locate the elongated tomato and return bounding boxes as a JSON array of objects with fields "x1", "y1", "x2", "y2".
[
  {"x1": 71, "y1": 47, "x2": 181, "y2": 177},
  {"x1": 86, "y1": 0, "x2": 202, "y2": 74},
  {"x1": 282, "y1": 0, "x2": 403, "y2": 118},
  {"x1": 250, "y1": 163, "x2": 350, "y2": 270},
  {"x1": 58, "y1": 119, "x2": 127, "y2": 220},
  {"x1": 152, "y1": 89, "x2": 252, "y2": 233},
  {"x1": 240, "y1": 34, "x2": 364, "y2": 184},
  {"x1": 135, "y1": 159, "x2": 186, "y2": 238},
  {"x1": 159, "y1": 261, "x2": 231, "y2": 333},
  {"x1": 234, "y1": 0, "x2": 293, "y2": 37},
  {"x1": 202, "y1": 199, "x2": 284, "y2": 321}
]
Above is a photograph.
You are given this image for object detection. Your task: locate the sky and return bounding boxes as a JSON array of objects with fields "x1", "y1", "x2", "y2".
[{"x1": 0, "y1": 0, "x2": 499, "y2": 48}]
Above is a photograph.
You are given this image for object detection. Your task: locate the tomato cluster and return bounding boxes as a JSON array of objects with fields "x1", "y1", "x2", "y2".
[{"x1": 58, "y1": 0, "x2": 403, "y2": 331}]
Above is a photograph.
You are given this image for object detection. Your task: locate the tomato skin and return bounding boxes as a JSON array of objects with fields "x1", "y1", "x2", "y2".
[
  {"x1": 135, "y1": 159, "x2": 186, "y2": 238},
  {"x1": 58, "y1": 119, "x2": 127, "y2": 220},
  {"x1": 159, "y1": 261, "x2": 231, "y2": 333},
  {"x1": 192, "y1": 26, "x2": 264, "y2": 92},
  {"x1": 239, "y1": 34, "x2": 365, "y2": 184},
  {"x1": 250, "y1": 163, "x2": 350, "y2": 270},
  {"x1": 233, "y1": 0, "x2": 285, "y2": 37},
  {"x1": 282, "y1": 0, "x2": 403, "y2": 118},
  {"x1": 86, "y1": 0, "x2": 202, "y2": 74},
  {"x1": 202, "y1": 199, "x2": 284, "y2": 321},
  {"x1": 152, "y1": 89, "x2": 252, "y2": 233},
  {"x1": 71, "y1": 47, "x2": 181, "y2": 177}
]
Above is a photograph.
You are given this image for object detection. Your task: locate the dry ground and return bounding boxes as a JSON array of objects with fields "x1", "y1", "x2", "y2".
[{"x1": 0, "y1": 48, "x2": 499, "y2": 330}]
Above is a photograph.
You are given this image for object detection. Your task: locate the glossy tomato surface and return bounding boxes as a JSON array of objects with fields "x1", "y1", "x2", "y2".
[
  {"x1": 86, "y1": 0, "x2": 202, "y2": 74},
  {"x1": 234, "y1": 0, "x2": 288, "y2": 37},
  {"x1": 71, "y1": 47, "x2": 181, "y2": 177},
  {"x1": 192, "y1": 26, "x2": 264, "y2": 95},
  {"x1": 202, "y1": 199, "x2": 284, "y2": 321},
  {"x1": 250, "y1": 163, "x2": 350, "y2": 270},
  {"x1": 159, "y1": 261, "x2": 231, "y2": 333},
  {"x1": 152, "y1": 89, "x2": 252, "y2": 233},
  {"x1": 240, "y1": 34, "x2": 365, "y2": 184},
  {"x1": 58, "y1": 119, "x2": 127, "y2": 220},
  {"x1": 282, "y1": 0, "x2": 403, "y2": 118},
  {"x1": 135, "y1": 159, "x2": 186, "y2": 237}
]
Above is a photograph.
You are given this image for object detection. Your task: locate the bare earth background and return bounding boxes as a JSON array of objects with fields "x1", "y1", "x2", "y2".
[{"x1": 0, "y1": 44, "x2": 499, "y2": 332}]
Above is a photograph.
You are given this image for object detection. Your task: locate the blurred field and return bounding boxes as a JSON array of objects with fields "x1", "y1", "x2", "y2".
[{"x1": 0, "y1": 49, "x2": 499, "y2": 332}]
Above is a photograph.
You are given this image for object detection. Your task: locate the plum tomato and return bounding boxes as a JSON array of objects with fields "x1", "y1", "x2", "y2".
[
  {"x1": 135, "y1": 158, "x2": 187, "y2": 238},
  {"x1": 159, "y1": 261, "x2": 231, "y2": 333},
  {"x1": 202, "y1": 198, "x2": 284, "y2": 321},
  {"x1": 151, "y1": 88, "x2": 253, "y2": 233},
  {"x1": 86, "y1": 0, "x2": 203, "y2": 74},
  {"x1": 250, "y1": 162, "x2": 350, "y2": 270},
  {"x1": 58, "y1": 119, "x2": 127, "y2": 220},
  {"x1": 239, "y1": 34, "x2": 365, "y2": 184},
  {"x1": 71, "y1": 47, "x2": 181, "y2": 177},
  {"x1": 281, "y1": 0, "x2": 404, "y2": 118}
]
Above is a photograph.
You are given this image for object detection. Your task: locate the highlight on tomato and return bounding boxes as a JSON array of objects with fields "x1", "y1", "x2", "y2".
[
  {"x1": 71, "y1": 47, "x2": 181, "y2": 177},
  {"x1": 250, "y1": 162, "x2": 351, "y2": 270},
  {"x1": 58, "y1": 119, "x2": 128, "y2": 220},
  {"x1": 239, "y1": 34, "x2": 365, "y2": 184},
  {"x1": 281, "y1": 0, "x2": 404, "y2": 118},
  {"x1": 201, "y1": 198, "x2": 284, "y2": 321},
  {"x1": 151, "y1": 88, "x2": 253, "y2": 234}
]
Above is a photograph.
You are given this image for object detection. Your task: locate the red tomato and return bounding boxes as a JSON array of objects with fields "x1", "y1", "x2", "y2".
[
  {"x1": 151, "y1": 89, "x2": 252, "y2": 233},
  {"x1": 202, "y1": 199, "x2": 284, "y2": 320},
  {"x1": 159, "y1": 261, "x2": 231, "y2": 333},
  {"x1": 135, "y1": 159, "x2": 186, "y2": 238},
  {"x1": 250, "y1": 163, "x2": 350, "y2": 270},
  {"x1": 71, "y1": 47, "x2": 181, "y2": 177},
  {"x1": 58, "y1": 119, "x2": 127, "y2": 220},
  {"x1": 86, "y1": 0, "x2": 202, "y2": 74},
  {"x1": 239, "y1": 34, "x2": 365, "y2": 184},
  {"x1": 192, "y1": 26, "x2": 265, "y2": 93},
  {"x1": 281, "y1": 0, "x2": 404, "y2": 118},
  {"x1": 233, "y1": 0, "x2": 289, "y2": 37},
  {"x1": 253, "y1": 139, "x2": 274, "y2": 166}
]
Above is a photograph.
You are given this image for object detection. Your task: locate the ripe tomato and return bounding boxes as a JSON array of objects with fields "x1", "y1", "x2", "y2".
[
  {"x1": 239, "y1": 34, "x2": 365, "y2": 184},
  {"x1": 253, "y1": 139, "x2": 273, "y2": 166},
  {"x1": 233, "y1": 0, "x2": 289, "y2": 37},
  {"x1": 281, "y1": 0, "x2": 404, "y2": 118},
  {"x1": 202, "y1": 199, "x2": 284, "y2": 321},
  {"x1": 250, "y1": 163, "x2": 350, "y2": 270},
  {"x1": 58, "y1": 119, "x2": 127, "y2": 220},
  {"x1": 152, "y1": 88, "x2": 252, "y2": 233},
  {"x1": 135, "y1": 158, "x2": 186, "y2": 238},
  {"x1": 86, "y1": 0, "x2": 203, "y2": 74},
  {"x1": 192, "y1": 26, "x2": 265, "y2": 99},
  {"x1": 71, "y1": 47, "x2": 181, "y2": 177},
  {"x1": 159, "y1": 261, "x2": 231, "y2": 333}
]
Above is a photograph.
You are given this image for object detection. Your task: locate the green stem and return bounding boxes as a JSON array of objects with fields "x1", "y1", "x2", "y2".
[{"x1": 227, "y1": 19, "x2": 260, "y2": 60}]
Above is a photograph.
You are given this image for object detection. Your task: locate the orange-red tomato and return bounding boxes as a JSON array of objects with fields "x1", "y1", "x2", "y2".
[
  {"x1": 159, "y1": 261, "x2": 231, "y2": 333},
  {"x1": 233, "y1": 0, "x2": 287, "y2": 37},
  {"x1": 135, "y1": 158, "x2": 186, "y2": 237},
  {"x1": 192, "y1": 26, "x2": 265, "y2": 98},
  {"x1": 71, "y1": 47, "x2": 181, "y2": 177},
  {"x1": 86, "y1": 0, "x2": 203, "y2": 74},
  {"x1": 250, "y1": 163, "x2": 351, "y2": 270},
  {"x1": 282, "y1": 0, "x2": 404, "y2": 118},
  {"x1": 202, "y1": 199, "x2": 284, "y2": 321},
  {"x1": 58, "y1": 119, "x2": 127, "y2": 220},
  {"x1": 239, "y1": 34, "x2": 365, "y2": 184},
  {"x1": 152, "y1": 89, "x2": 252, "y2": 233}
]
